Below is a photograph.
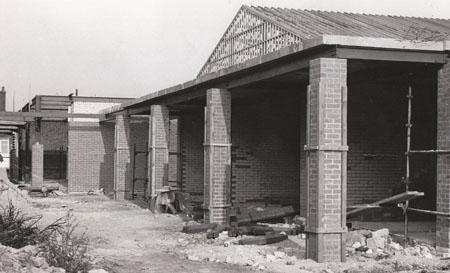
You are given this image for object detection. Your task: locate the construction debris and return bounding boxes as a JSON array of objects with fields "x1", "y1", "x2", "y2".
[
  {"x1": 235, "y1": 205, "x2": 296, "y2": 224},
  {"x1": 238, "y1": 233, "x2": 288, "y2": 245},
  {"x1": 182, "y1": 223, "x2": 218, "y2": 234},
  {"x1": 0, "y1": 243, "x2": 65, "y2": 273},
  {"x1": 0, "y1": 168, "x2": 32, "y2": 211},
  {"x1": 345, "y1": 228, "x2": 437, "y2": 260}
]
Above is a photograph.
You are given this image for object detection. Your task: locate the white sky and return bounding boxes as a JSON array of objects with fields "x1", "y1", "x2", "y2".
[{"x1": 1, "y1": 0, "x2": 449, "y2": 110}]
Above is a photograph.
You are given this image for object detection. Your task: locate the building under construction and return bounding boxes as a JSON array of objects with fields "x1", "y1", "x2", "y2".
[{"x1": 1, "y1": 5, "x2": 450, "y2": 262}]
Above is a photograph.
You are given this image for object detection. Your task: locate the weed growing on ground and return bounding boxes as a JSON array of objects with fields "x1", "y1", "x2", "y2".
[
  {"x1": 0, "y1": 201, "x2": 91, "y2": 273},
  {"x1": 40, "y1": 211, "x2": 91, "y2": 273}
]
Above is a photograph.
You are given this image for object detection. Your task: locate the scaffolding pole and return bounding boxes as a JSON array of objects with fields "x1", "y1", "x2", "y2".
[{"x1": 403, "y1": 85, "x2": 413, "y2": 247}]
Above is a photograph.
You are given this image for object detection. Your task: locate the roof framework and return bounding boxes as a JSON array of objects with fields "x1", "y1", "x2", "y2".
[
  {"x1": 198, "y1": 6, "x2": 301, "y2": 76},
  {"x1": 198, "y1": 6, "x2": 450, "y2": 77}
]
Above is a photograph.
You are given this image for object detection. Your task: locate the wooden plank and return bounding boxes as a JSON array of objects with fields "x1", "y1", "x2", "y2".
[
  {"x1": 237, "y1": 206, "x2": 296, "y2": 224},
  {"x1": 408, "y1": 149, "x2": 450, "y2": 154},
  {"x1": 238, "y1": 233, "x2": 288, "y2": 245},
  {"x1": 408, "y1": 207, "x2": 450, "y2": 217},
  {"x1": 336, "y1": 47, "x2": 447, "y2": 63},
  {"x1": 221, "y1": 47, "x2": 335, "y2": 90},
  {"x1": 346, "y1": 191, "x2": 424, "y2": 216},
  {"x1": 182, "y1": 223, "x2": 218, "y2": 234}
]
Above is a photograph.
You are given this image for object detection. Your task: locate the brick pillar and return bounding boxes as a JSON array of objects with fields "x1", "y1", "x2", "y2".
[
  {"x1": 9, "y1": 133, "x2": 18, "y2": 182},
  {"x1": 300, "y1": 89, "x2": 307, "y2": 217},
  {"x1": 0, "y1": 86, "x2": 5, "y2": 111},
  {"x1": 437, "y1": 60, "x2": 450, "y2": 254},
  {"x1": 148, "y1": 105, "x2": 169, "y2": 197},
  {"x1": 305, "y1": 58, "x2": 348, "y2": 262},
  {"x1": 204, "y1": 88, "x2": 232, "y2": 224},
  {"x1": 31, "y1": 142, "x2": 44, "y2": 187},
  {"x1": 114, "y1": 114, "x2": 130, "y2": 200}
]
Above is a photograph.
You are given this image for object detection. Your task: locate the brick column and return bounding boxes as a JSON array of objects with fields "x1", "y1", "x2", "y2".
[
  {"x1": 437, "y1": 60, "x2": 450, "y2": 254},
  {"x1": 148, "y1": 105, "x2": 169, "y2": 197},
  {"x1": 114, "y1": 114, "x2": 130, "y2": 200},
  {"x1": 204, "y1": 88, "x2": 231, "y2": 224},
  {"x1": 300, "y1": 89, "x2": 307, "y2": 217},
  {"x1": 305, "y1": 58, "x2": 347, "y2": 262},
  {"x1": 31, "y1": 142, "x2": 44, "y2": 187}
]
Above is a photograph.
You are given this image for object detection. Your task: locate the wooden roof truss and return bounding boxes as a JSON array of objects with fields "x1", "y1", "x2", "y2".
[{"x1": 198, "y1": 6, "x2": 301, "y2": 77}]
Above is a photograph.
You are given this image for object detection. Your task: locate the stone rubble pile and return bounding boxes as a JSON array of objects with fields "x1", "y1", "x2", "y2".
[
  {"x1": 346, "y1": 228, "x2": 435, "y2": 259},
  {"x1": 0, "y1": 243, "x2": 65, "y2": 273}
]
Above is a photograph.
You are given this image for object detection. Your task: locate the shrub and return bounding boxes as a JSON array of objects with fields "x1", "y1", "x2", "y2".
[
  {"x1": 40, "y1": 211, "x2": 91, "y2": 273},
  {"x1": 0, "y1": 201, "x2": 91, "y2": 273},
  {"x1": 0, "y1": 200, "x2": 41, "y2": 248}
]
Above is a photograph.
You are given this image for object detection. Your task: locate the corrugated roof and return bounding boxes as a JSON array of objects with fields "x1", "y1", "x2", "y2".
[{"x1": 248, "y1": 6, "x2": 450, "y2": 41}]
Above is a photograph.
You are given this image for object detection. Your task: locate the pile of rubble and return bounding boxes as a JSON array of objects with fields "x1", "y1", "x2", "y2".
[
  {"x1": 0, "y1": 243, "x2": 65, "y2": 273},
  {"x1": 175, "y1": 220, "x2": 306, "y2": 271},
  {"x1": 0, "y1": 243, "x2": 110, "y2": 273},
  {"x1": 346, "y1": 228, "x2": 434, "y2": 259}
]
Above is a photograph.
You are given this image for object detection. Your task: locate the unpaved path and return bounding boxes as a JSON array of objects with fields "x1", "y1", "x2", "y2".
[
  {"x1": 34, "y1": 195, "x2": 256, "y2": 273},
  {"x1": 31, "y1": 195, "x2": 450, "y2": 273}
]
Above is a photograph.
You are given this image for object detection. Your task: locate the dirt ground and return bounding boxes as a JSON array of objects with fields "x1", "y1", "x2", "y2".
[
  {"x1": 30, "y1": 195, "x2": 450, "y2": 273},
  {"x1": 33, "y1": 195, "x2": 254, "y2": 273}
]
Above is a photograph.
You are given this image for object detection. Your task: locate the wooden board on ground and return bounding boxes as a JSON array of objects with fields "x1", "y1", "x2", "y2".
[
  {"x1": 182, "y1": 223, "x2": 218, "y2": 234},
  {"x1": 236, "y1": 205, "x2": 296, "y2": 224},
  {"x1": 238, "y1": 233, "x2": 288, "y2": 245}
]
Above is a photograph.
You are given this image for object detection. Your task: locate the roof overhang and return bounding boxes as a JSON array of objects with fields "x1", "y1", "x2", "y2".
[{"x1": 102, "y1": 34, "x2": 449, "y2": 118}]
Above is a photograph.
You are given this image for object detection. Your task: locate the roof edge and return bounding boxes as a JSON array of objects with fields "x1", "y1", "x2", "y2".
[
  {"x1": 312, "y1": 35, "x2": 450, "y2": 51},
  {"x1": 104, "y1": 35, "x2": 449, "y2": 115}
]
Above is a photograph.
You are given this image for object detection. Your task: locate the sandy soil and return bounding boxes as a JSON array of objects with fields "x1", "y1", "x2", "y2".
[{"x1": 29, "y1": 195, "x2": 450, "y2": 273}]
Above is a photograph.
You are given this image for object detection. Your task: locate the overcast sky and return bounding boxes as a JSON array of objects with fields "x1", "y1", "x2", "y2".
[{"x1": 1, "y1": 0, "x2": 449, "y2": 110}]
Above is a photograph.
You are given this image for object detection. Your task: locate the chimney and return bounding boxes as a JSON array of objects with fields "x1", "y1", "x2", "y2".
[{"x1": 0, "y1": 86, "x2": 5, "y2": 111}]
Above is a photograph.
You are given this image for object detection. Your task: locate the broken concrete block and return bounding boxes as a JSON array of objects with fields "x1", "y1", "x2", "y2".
[
  {"x1": 345, "y1": 230, "x2": 367, "y2": 247},
  {"x1": 187, "y1": 254, "x2": 201, "y2": 261},
  {"x1": 387, "y1": 242, "x2": 402, "y2": 251},
  {"x1": 274, "y1": 251, "x2": 286, "y2": 259},
  {"x1": 366, "y1": 236, "x2": 386, "y2": 251},
  {"x1": 371, "y1": 228, "x2": 389, "y2": 238},
  {"x1": 352, "y1": 242, "x2": 362, "y2": 249}
]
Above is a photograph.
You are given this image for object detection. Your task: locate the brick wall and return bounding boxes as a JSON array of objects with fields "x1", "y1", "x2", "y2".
[
  {"x1": 28, "y1": 121, "x2": 68, "y2": 150},
  {"x1": 129, "y1": 121, "x2": 149, "y2": 195},
  {"x1": 169, "y1": 119, "x2": 180, "y2": 188},
  {"x1": 180, "y1": 112, "x2": 204, "y2": 195},
  {"x1": 347, "y1": 74, "x2": 436, "y2": 208},
  {"x1": 179, "y1": 92, "x2": 302, "y2": 211},
  {"x1": 231, "y1": 95, "x2": 301, "y2": 209},
  {"x1": 67, "y1": 122, "x2": 115, "y2": 193}
]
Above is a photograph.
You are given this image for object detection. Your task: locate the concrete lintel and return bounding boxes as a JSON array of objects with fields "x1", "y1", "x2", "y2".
[{"x1": 312, "y1": 34, "x2": 449, "y2": 52}]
